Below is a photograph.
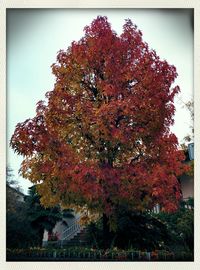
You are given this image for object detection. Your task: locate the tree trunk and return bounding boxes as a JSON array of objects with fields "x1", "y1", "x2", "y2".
[{"x1": 103, "y1": 213, "x2": 110, "y2": 248}]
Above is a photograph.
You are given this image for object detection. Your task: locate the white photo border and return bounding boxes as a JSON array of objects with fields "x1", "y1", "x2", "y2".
[{"x1": 1, "y1": 1, "x2": 200, "y2": 270}]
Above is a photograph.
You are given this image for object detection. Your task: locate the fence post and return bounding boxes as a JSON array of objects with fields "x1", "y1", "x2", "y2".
[
  {"x1": 53, "y1": 250, "x2": 57, "y2": 259},
  {"x1": 138, "y1": 251, "x2": 141, "y2": 260}
]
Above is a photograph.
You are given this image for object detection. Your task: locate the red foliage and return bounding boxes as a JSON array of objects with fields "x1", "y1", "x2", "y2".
[
  {"x1": 10, "y1": 16, "x2": 187, "y2": 220},
  {"x1": 48, "y1": 231, "x2": 60, "y2": 241}
]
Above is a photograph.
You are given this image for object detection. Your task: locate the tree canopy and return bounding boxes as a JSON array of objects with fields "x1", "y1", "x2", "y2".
[{"x1": 10, "y1": 16, "x2": 188, "y2": 226}]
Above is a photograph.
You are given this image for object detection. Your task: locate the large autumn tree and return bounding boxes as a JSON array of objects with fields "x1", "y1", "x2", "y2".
[{"x1": 11, "y1": 16, "x2": 187, "y2": 230}]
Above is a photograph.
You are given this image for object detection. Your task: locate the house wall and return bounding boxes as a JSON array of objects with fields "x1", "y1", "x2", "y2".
[
  {"x1": 52, "y1": 215, "x2": 78, "y2": 239},
  {"x1": 42, "y1": 211, "x2": 80, "y2": 244},
  {"x1": 180, "y1": 173, "x2": 194, "y2": 200}
]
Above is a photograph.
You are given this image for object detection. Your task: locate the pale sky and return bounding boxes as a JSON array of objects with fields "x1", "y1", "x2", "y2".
[{"x1": 7, "y1": 9, "x2": 194, "y2": 194}]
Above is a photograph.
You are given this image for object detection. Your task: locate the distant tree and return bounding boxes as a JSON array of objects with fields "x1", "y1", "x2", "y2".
[
  {"x1": 184, "y1": 100, "x2": 194, "y2": 143},
  {"x1": 6, "y1": 166, "x2": 23, "y2": 214},
  {"x1": 6, "y1": 169, "x2": 63, "y2": 248},
  {"x1": 180, "y1": 99, "x2": 194, "y2": 177},
  {"x1": 6, "y1": 166, "x2": 23, "y2": 192},
  {"x1": 6, "y1": 168, "x2": 39, "y2": 248},
  {"x1": 10, "y1": 16, "x2": 188, "y2": 243}
]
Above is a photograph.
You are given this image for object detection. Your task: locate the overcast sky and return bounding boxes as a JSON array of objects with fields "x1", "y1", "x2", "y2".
[{"x1": 7, "y1": 9, "x2": 194, "y2": 194}]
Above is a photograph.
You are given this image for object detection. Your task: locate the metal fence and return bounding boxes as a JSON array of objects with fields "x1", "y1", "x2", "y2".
[{"x1": 6, "y1": 248, "x2": 193, "y2": 261}]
